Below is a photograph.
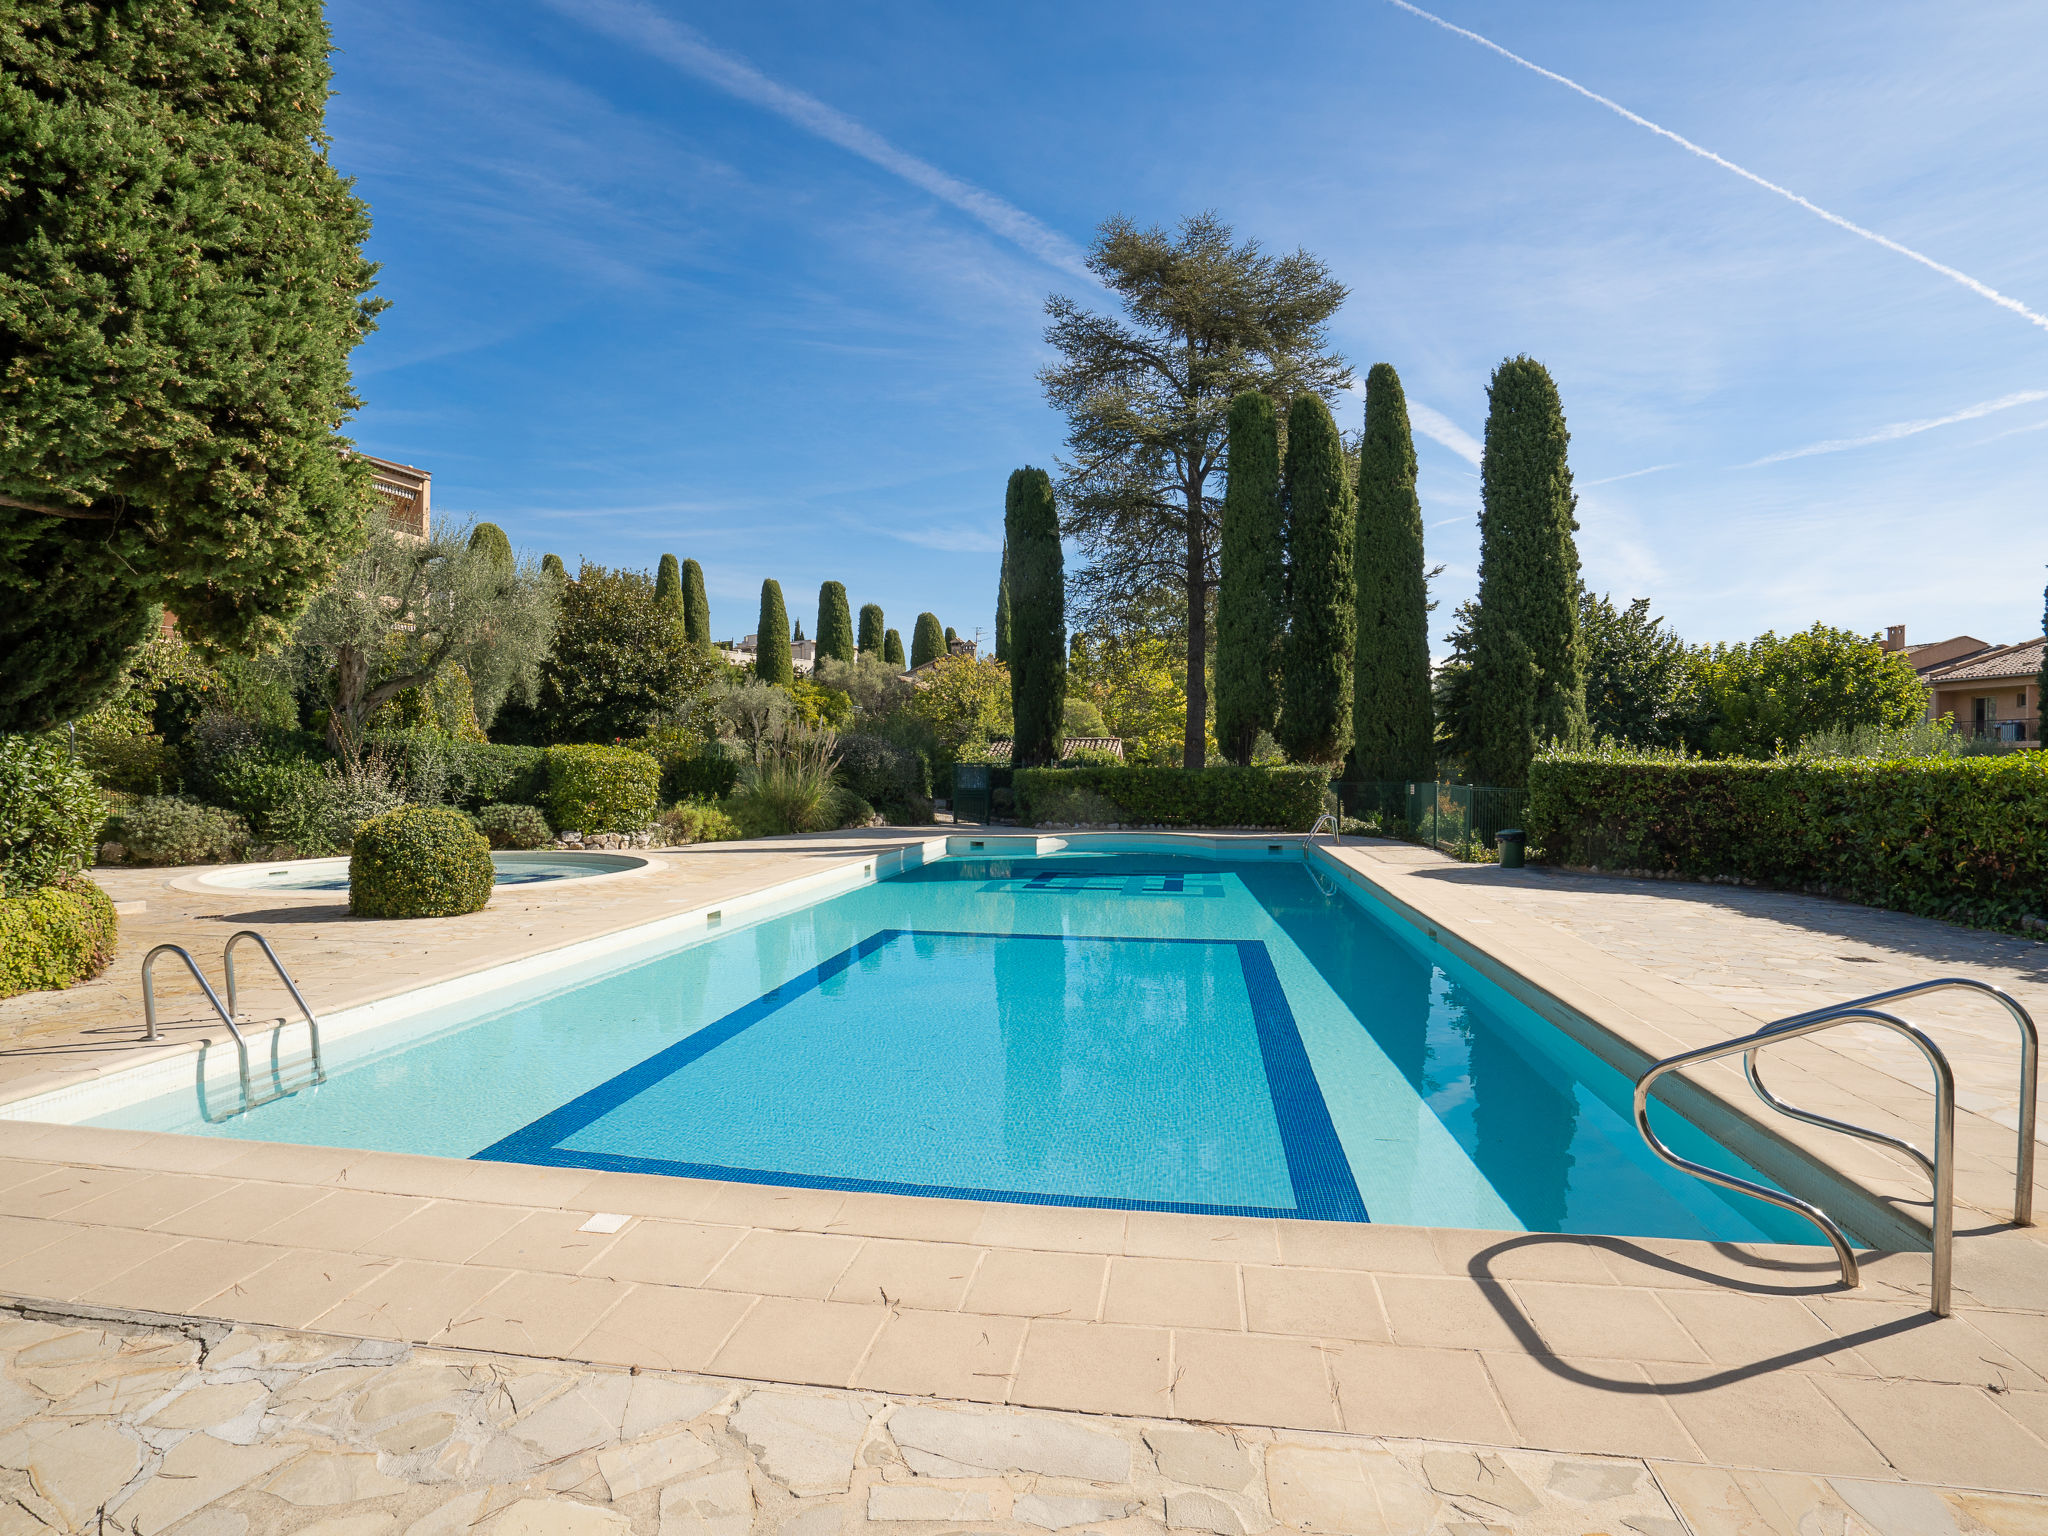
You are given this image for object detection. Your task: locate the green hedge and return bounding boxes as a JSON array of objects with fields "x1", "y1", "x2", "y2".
[
  {"x1": 544, "y1": 744, "x2": 660, "y2": 833},
  {"x1": 1015, "y1": 765, "x2": 1330, "y2": 830},
  {"x1": 350, "y1": 806, "x2": 494, "y2": 919},
  {"x1": 1, "y1": 877, "x2": 117, "y2": 998},
  {"x1": 0, "y1": 734, "x2": 102, "y2": 895},
  {"x1": 365, "y1": 731, "x2": 545, "y2": 810},
  {"x1": 1527, "y1": 749, "x2": 2048, "y2": 928}
]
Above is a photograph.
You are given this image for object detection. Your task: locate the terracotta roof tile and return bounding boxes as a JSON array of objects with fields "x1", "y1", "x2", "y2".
[{"x1": 1923, "y1": 637, "x2": 2045, "y2": 684}]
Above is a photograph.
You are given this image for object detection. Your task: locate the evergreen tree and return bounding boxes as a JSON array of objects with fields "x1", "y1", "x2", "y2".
[
  {"x1": 1214, "y1": 391, "x2": 1284, "y2": 764},
  {"x1": 1350, "y1": 364, "x2": 1435, "y2": 782},
  {"x1": 994, "y1": 536, "x2": 1013, "y2": 664},
  {"x1": 469, "y1": 523, "x2": 514, "y2": 572},
  {"x1": 1005, "y1": 468, "x2": 1067, "y2": 767},
  {"x1": 681, "y1": 559, "x2": 711, "y2": 648},
  {"x1": 793, "y1": 619, "x2": 806, "y2": 643},
  {"x1": 816, "y1": 581, "x2": 855, "y2": 664},
  {"x1": 858, "y1": 602, "x2": 885, "y2": 656},
  {"x1": 542, "y1": 553, "x2": 567, "y2": 581},
  {"x1": 1276, "y1": 395, "x2": 1356, "y2": 765},
  {"x1": 654, "y1": 553, "x2": 684, "y2": 621},
  {"x1": 2039, "y1": 571, "x2": 2047, "y2": 728},
  {"x1": 911, "y1": 612, "x2": 946, "y2": 669},
  {"x1": 1, "y1": 0, "x2": 382, "y2": 730},
  {"x1": 1467, "y1": 357, "x2": 1588, "y2": 786},
  {"x1": 945, "y1": 626, "x2": 959, "y2": 649},
  {"x1": 883, "y1": 629, "x2": 906, "y2": 668},
  {"x1": 755, "y1": 580, "x2": 794, "y2": 686}
]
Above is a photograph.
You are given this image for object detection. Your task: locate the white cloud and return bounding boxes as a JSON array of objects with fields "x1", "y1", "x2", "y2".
[
  {"x1": 543, "y1": 0, "x2": 1093, "y2": 280},
  {"x1": 1408, "y1": 401, "x2": 1483, "y2": 465},
  {"x1": 1743, "y1": 389, "x2": 2048, "y2": 466},
  {"x1": 1583, "y1": 463, "x2": 1678, "y2": 486}
]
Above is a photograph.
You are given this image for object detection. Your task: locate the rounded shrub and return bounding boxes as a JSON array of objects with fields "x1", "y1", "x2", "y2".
[
  {"x1": 0, "y1": 733, "x2": 103, "y2": 895},
  {"x1": 0, "y1": 876, "x2": 118, "y2": 999},
  {"x1": 349, "y1": 806, "x2": 494, "y2": 919},
  {"x1": 119, "y1": 795, "x2": 251, "y2": 866},
  {"x1": 478, "y1": 802, "x2": 551, "y2": 850}
]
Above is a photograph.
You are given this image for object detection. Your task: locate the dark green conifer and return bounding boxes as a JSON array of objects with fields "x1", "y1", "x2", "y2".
[
  {"x1": 945, "y1": 626, "x2": 958, "y2": 649},
  {"x1": 469, "y1": 523, "x2": 514, "y2": 572},
  {"x1": 1215, "y1": 392, "x2": 1284, "y2": 764},
  {"x1": 681, "y1": 559, "x2": 711, "y2": 648},
  {"x1": 755, "y1": 579, "x2": 794, "y2": 686},
  {"x1": 1467, "y1": 356, "x2": 1588, "y2": 786},
  {"x1": 542, "y1": 553, "x2": 566, "y2": 581},
  {"x1": 910, "y1": 613, "x2": 946, "y2": 670},
  {"x1": 1276, "y1": 395, "x2": 1356, "y2": 765},
  {"x1": 993, "y1": 536, "x2": 1013, "y2": 664},
  {"x1": 1004, "y1": 467, "x2": 1066, "y2": 768},
  {"x1": 858, "y1": 603, "x2": 885, "y2": 656},
  {"x1": 883, "y1": 629, "x2": 906, "y2": 668},
  {"x1": 654, "y1": 553, "x2": 683, "y2": 619},
  {"x1": 1350, "y1": 364, "x2": 1436, "y2": 782},
  {"x1": 816, "y1": 582, "x2": 855, "y2": 664}
]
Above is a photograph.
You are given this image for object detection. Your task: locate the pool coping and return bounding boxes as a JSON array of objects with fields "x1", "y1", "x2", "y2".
[{"x1": 174, "y1": 848, "x2": 661, "y2": 898}]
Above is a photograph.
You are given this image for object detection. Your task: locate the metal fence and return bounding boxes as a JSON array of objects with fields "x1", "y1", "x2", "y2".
[{"x1": 1404, "y1": 781, "x2": 1528, "y2": 859}]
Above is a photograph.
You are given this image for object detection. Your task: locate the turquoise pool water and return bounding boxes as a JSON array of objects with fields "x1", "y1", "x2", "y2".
[
  {"x1": 199, "y1": 851, "x2": 646, "y2": 892},
  {"x1": 83, "y1": 851, "x2": 1826, "y2": 1241}
]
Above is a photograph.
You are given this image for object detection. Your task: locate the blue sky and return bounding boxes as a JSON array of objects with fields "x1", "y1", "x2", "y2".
[{"x1": 330, "y1": 1, "x2": 2048, "y2": 658}]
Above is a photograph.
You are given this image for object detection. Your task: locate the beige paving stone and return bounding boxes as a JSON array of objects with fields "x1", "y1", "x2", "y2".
[
  {"x1": 73, "y1": 1235, "x2": 278, "y2": 1314},
  {"x1": 0, "y1": 1167, "x2": 149, "y2": 1219},
  {"x1": 194, "y1": 1248, "x2": 394, "y2": 1329},
  {"x1": 1639, "y1": 1363, "x2": 1893, "y2": 1476},
  {"x1": 0, "y1": 1223, "x2": 186, "y2": 1303},
  {"x1": 264, "y1": 1450, "x2": 412, "y2": 1505},
  {"x1": 727, "y1": 1388, "x2": 869, "y2": 1495},
  {"x1": 438, "y1": 1270, "x2": 630, "y2": 1358},
  {"x1": 150, "y1": 1180, "x2": 326, "y2": 1240},
  {"x1": 1649, "y1": 1463, "x2": 1858, "y2": 1536},
  {"x1": 582, "y1": 1221, "x2": 746, "y2": 1288},
  {"x1": 887, "y1": 1402, "x2": 1130, "y2": 1480},
  {"x1": 1802, "y1": 1296, "x2": 2039, "y2": 1387},
  {"x1": 1510, "y1": 1281, "x2": 1710, "y2": 1364},
  {"x1": 1010, "y1": 1319, "x2": 1171, "y2": 1419},
  {"x1": 310, "y1": 1259, "x2": 514, "y2": 1345},
  {"x1": 1265, "y1": 1444, "x2": 1440, "y2": 1536},
  {"x1": 469, "y1": 1209, "x2": 623, "y2": 1276},
  {"x1": 1815, "y1": 1374, "x2": 2048, "y2": 1494},
  {"x1": 1124, "y1": 1212, "x2": 1280, "y2": 1264},
  {"x1": 50, "y1": 1361, "x2": 189, "y2": 1418},
  {"x1": 572, "y1": 1284, "x2": 755, "y2": 1373},
  {"x1": 1241, "y1": 1267, "x2": 1386, "y2": 1341},
  {"x1": 1273, "y1": 1220, "x2": 1442, "y2": 1275},
  {"x1": 478, "y1": 1497, "x2": 631, "y2": 1536},
  {"x1": 959, "y1": 1248, "x2": 1106, "y2": 1320},
  {"x1": 1323, "y1": 1341, "x2": 1515, "y2": 1443},
  {"x1": 1375, "y1": 1275, "x2": 1531, "y2": 1352},
  {"x1": 657, "y1": 1466, "x2": 753, "y2": 1536},
  {"x1": 621, "y1": 1376, "x2": 729, "y2": 1439},
  {"x1": 142, "y1": 1378, "x2": 269, "y2": 1429},
  {"x1": 1480, "y1": 1352, "x2": 1702, "y2": 1461},
  {"x1": 1655, "y1": 1287, "x2": 1869, "y2": 1372},
  {"x1": 513, "y1": 1377, "x2": 631, "y2": 1461},
  {"x1": 401, "y1": 1488, "x2": 490, "y2": 1536},
  {"x1": 450, "y1": 1160, "x2": 602, "y2": 1209},
  {"x1": 290, "y1": 1515, "x2": 394, "y2": 1536},
  {"x1": 1438, "y1": 1230, "x2": 1618, "y2": 1285},
  {"x1": 348, "y1": 1362, "x2": 474, "y2": 1423},
  {"x1": 1015, "y1": 1492, "x2": 1140, "y2": 1529},
  {"x1": 24, "y1": 1420, "x2": 142, "y2": 1528},
  {"x1": 1103, "y1": 1257, "x2": 1242, "y2": 1331},
  {"x1": 113, "y1": 1434, "x2": 297, "y2": 1535},
  {"x1": 58, "y1": 1171, "x2": 239, "y2": 1230},
  {"x1": 826, "y1": 1192, "x2": 985, "y2": 1243},
  {"x1": 827, "y1": 1239, "x2": 980, "y2": 1311},
  {"x1": 360, "y1": 1201, "x2": 534, "y2": 1264},
  {"x1": 1145, "y1": 1426, "x2": 1255, "y2": 1491},
  {"x1": 970, "y1": 1201, "x2": 1128, "y2": 1256},
  {"x1": 255, "y1": 1189, "x2": 421, "y2": 1251},
  {"x1": 1418, "y1": 1448, "x2": 1541, "y2": 1515},
  {"x1": 692, "y1": 1183, "x2": 846, "y2": 1234},
  {"x1": 701, "y1": 1230, "x2": 864, "y2": 1300},
  {"x1": 596, "y1": 1428, "x2": 716, "y2": 1498},
  {"x1": 578, "y1": 1171, "x2": 719, "y2": 1223},
  {"x1": 853, "y1": 1308, "x2": 1023, "y2": 1400},
  {"x1": 0, "y1": 1215, "x2": 69, "y2": 1270},
  {"x1": 1170, "y1": 1330, "x2": 1337, "y2": 1431},
  {"x1": 706, "y1": 1296, "x2": 886, "y2": 1388}
]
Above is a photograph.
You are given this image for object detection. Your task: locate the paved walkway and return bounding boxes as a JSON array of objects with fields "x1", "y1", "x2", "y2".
[{"x1": 0, "y1": 833, "x2": 2043, "y2": 1525}]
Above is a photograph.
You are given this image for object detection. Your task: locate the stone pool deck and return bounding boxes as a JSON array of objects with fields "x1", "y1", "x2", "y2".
[{"x1": 0, "y1": 831, "x2": 2043, "y2": 1534}]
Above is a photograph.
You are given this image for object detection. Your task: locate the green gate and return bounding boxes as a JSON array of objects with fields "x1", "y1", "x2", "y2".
[{"x1": 1403, "y1": 782, "x2": 1528, "y2": 859}]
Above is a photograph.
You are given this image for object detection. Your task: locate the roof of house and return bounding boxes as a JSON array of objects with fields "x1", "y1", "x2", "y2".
[
  {"x1": 1903, "y1": 634, "x2": 1995, "y2": 674},
  {"x1": 1923, "y1": 638, "x2": 2045, "y2": 686},
  {"x1": 982, "y1": 738, "x2": 1124, "y2": 760}
]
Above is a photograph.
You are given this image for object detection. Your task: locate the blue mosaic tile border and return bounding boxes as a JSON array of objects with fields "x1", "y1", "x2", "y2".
[{"x1": 474, "y1": 927, "x2": 1368, "y2": 1224}]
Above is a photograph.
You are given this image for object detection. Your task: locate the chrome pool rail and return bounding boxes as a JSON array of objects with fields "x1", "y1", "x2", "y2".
[
  {"x1": 1633, "y1": 978, "x2": 2039, "y2": 1319},
  {"x1": 139, "y1": 932, "x2": 326, "y2": 1118},
  {"x1": 1302, "y1": 812, "x2": 1339, "y2": 847}
]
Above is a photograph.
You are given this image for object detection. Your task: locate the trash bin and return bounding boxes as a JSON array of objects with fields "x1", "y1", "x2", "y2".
[
  {"x1": 952, "y1": 763, "x2": 991, "y2": 825},
  {"x1": 1495, "y1": 828, "x2": 1525, "y2": 869}
]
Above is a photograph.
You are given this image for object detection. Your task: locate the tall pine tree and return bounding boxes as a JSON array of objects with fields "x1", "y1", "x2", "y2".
[
  {"x1": 681, "y1": 559, "x2": 711, "y2": 648},
  {"x1": 858, "y1": 602, "x2": 885, "y2": 656},
  {"x1": 1214, "y1": 392, "x2": 1284, "y2": 764},
  {"x1": 1468, "y1": 356, "x2": 1588, "y2": 786},
  {"x1": 816, "y1": 581, "x2": 855, "y2": 663},
  {"x1": 755, "y1": 579, "x2": 794, "y2": 686},
  {"x1": 654, "y1": 553, "x2": 684, "y2": 622},
  {"x1": 1276, "y1": 395, "x2": 1356, "y2": 765},
  {"x1": 1350, "y1": 364, "x2": 1436, "y2": 782},
  {"x1": 1005, "y1": 468, "x2": 1067, "y2": 767},
  {"x1": 883, "y1": 629, "x2": 906, "y2": 668},
  {"x1": 910, "y1": 612, "x2": 946, "y2": 670},
  {"x1": 993, "y1": 536, "x2": 1013, "y2": 664}
]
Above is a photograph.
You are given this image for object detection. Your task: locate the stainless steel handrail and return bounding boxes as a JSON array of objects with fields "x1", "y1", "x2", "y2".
[
  {"x1": 141, "y1": 944, "x2": 254, "y2": 1109},
  {"x1": 223, "y1": 930, "x2": 326, "y2": 1087},
  {"x1": 1635, "y1": 1006, "x2": 1958, "y2": 1315},
  {"x1": 1302, "y1": 812, "x2": 1339, "y2": 847},
  {"x1": 1746, "y1": 978, "x2": 2036, "y2": 1227}
]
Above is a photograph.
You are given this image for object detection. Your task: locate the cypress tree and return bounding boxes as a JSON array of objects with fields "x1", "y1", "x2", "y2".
[
  {"x1": 883, "y1": 628, "x2": 906, "y2": 668},
  {"x1": 755, "y1": 579, "x2": 794, "y2": 686},
  {"x1": 1005, "y1": 467, "x2": 1067, "y2": 768},
  {"x1": 681, "y1": 559, "x2": 711, "y2": 648},
  {"x1": 469, "y1": 523, "x2": 514, "y2": 571},
  {"x1": 945, "y1": 626, "x2": 959, "y2": 649},
  {"x1": 1276, "y1": 395, "x2": 1356, "y2": 765},
  {"x1": 542, "y1": 553, "x2": 566, "y2": 581},
  {"x1": 816, "y1": 581, "x2": 855, "y2": 664},
  {"x1": 793, "y1": 619, "x2": 806, "y2": 643},
  {"x1": 858, "y1": 603, "x2": 885, "y2": 656},
  {"x1": 993, "y1": 536, "x2": 1013, "y2": 664},
  {"x1": 1351, "y1": 364, "x2": 1436, "y2": 782},
  {"x1": 654, "y1": 553, "x2": 684, "y2": 620},
  {"x1": 910, "y1": 612, "x2": 945, "y2": 670},
  {"x1": 1468, "y1": 356, "x2": 1588, "y2": 787},
  {"x1": 1215, "y1": 391, "x2": 1284, "y2": 764}
]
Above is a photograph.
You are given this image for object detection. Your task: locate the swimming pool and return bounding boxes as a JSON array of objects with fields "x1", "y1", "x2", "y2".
[
  {"x1": 193, "y1": 851, "x2": 648, "y2": 892},
  {"x1": 34, "y1": 843, "x2": 1837, "y2": 1243}
]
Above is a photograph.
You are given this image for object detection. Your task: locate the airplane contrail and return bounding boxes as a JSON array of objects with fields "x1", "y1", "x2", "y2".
[{"x1": 1383, "y1": 0, "x2": 2048, "y2": 337}]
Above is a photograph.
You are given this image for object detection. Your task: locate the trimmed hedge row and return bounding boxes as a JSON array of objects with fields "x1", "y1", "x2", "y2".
[
  {"x1": 1526, "y1": 751, "x2": 2048, "y2": 928},
  {"x1": 1, "y1": 877, "x2": 118, "y2": 999},
  {"x1": 1015, "y1": 765, "x2": 1330, "y2": 830},
  {"x1": 544, "y1": 744, "x2": 660, "y2": 833}
]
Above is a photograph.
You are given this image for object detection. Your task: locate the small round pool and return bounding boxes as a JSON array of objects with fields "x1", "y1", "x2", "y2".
[{"x1": 194, "y1": 851, "x2": 649, "y2": 893}]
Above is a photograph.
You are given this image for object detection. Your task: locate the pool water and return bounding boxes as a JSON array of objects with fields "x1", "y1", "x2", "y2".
[
  {"x1": 82, "y1": 851, "x2": 1828, "y2": 1242},
  {"x1": 201, "y1": 851, "x2": 646, "y2": 892}
]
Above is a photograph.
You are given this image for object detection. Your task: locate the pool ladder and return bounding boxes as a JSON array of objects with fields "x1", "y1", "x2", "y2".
[
  {"x1": 1633, "y1": 978, "x2": 2038, "y2": 1317},
  {"x1": 1302, "y1": 812, "x2": 1340, "y2": 847},
  {"x1": 140, "y1": 931, "x2": 327, "y2": 1119}
]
